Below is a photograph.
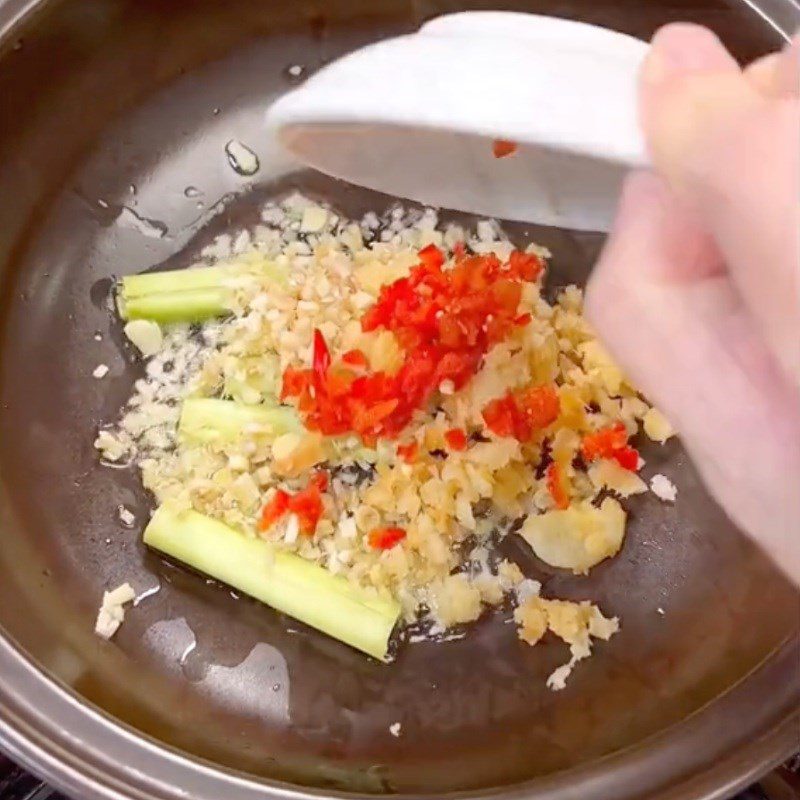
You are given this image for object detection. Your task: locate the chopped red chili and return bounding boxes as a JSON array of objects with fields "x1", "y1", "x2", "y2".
[
  {"x1": 396, "y1": 441, "x2": 419, "y2": 463},
  {"x1": 581, "y1": 423, "x2": 627, "y2": 460},
  {"x1": 482, "y1": 385, "x2": 560, "y2": 442},
  {"x1": 257, "y1": 471, "x2": 330, "y2": 535},
  {"x1": 367, "y1": 527, "x2": 407, "y2": 550},
  {"x1": 444, "y1": 428, "x2": 468, "y2": 451},
  {"x1": 520, "y1": 385, "x2": 561, "y2": 430},
  {"x1": 581, "y1": 423, "x2": 639, "y2": 471},
  {"x1": 310, "y1": 470, "x2": 329, "y2": 492},
  {"x1": 612, "y1": 446, "x2": 639, "y2": 471},
  {"x1": 259, "y1": 489, "x2": 291, "y2": 531},
  {"x1": 492, "y1": 139, "x2": 518, "y2": 158},
  {"x1": 282, "y1": 247, "x2": 547, "y2": 441},
  {"x1": 289, "y1": 484, "x2": 324, "y2": 536},
  {"x1": 312, "y1": 328, "x2": 331, "y2": 392},
  {"x1": 280, "y1": 367, "x2": 312, "y2": 404},
  {"x1": 342, "y1": 349, "x2": 368, "y2": 369},
  {"x1": 482, "y1": 394, "x2": 526, "y2": 440},
  {"x1": 546, "y1": 463, "x2": 570, "y2": 510},
  {"x1": 417, "y1": 242, "x2": 445, "y2": 270},
  {"x1": 508, "y1": 250, "x2": 544, "y2": 282}
]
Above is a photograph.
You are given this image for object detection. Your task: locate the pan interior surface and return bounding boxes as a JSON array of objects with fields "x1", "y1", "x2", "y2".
[{"x1": 0, "y1": 0, "x2": 797, "y2": 797}]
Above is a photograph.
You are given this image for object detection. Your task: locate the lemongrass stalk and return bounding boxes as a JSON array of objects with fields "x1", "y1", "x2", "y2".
[
  {"x1": 121, "y1": 259, "x2": 289, "y2": 298},
  {"x1": 117, "y1": 258, "x2": 289, "y2": 322},
  {"x1": 178, "y1": 398, "x2": 301, "y2": 444},
  {"x1": 144, "y1": 505, "x2": 400, "y2": 660},
  {"x1": 121, "y1": 265, "x2": 236, "y2": 299},
  {"x1": 120, "y1": 287, "x2": 232, "y2": 324}
]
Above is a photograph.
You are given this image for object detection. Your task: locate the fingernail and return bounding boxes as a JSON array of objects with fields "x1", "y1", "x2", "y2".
[{"x1": 642, "y1": 24, "x2": 735, "y2": 85}]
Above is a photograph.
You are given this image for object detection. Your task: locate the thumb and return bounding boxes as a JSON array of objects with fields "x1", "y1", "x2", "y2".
[
  {"x1": 586, "y1": 171, "x2": 800, "y2": 584},
  {"x1": 639, "y1": 23, "x2": 800, "y2": 385},
  {"x1": 639, "y1": 24, "x2": 744, "y2": 190}
]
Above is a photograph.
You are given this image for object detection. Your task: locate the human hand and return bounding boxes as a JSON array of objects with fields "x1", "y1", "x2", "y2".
[{"x1": 585, "y1": 24, "x2": 800, "y2": 583}]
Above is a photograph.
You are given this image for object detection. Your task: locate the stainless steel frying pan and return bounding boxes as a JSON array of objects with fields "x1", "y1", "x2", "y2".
[{"x1": 0, "y1": 1, "x2": 797, "y2": 799}]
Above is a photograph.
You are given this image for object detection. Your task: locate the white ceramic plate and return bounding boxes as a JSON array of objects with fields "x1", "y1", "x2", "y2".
[{"x1": 266, "y1": 12, "x2": 649, "y2": 231}]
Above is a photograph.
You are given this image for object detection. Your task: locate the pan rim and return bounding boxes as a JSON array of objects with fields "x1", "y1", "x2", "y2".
[{"x1": 0, "y1": 628, "x2": 798, "y2": 800}]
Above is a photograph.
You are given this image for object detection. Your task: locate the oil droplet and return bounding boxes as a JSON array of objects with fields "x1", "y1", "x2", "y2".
[
  {"x1": 224, "y1": 140, "x2": 260, "y2": 176},
  {"x1": 212, "y1": 107, "x2": 220, "y2": 116},
  {"x1": 116, "y1": 206, "x2": 168, "y2": 239},
  {"x1": 179, "y1": 640, "x2": 197, "y2": 666},
  {"x1": 283, "y1": 63, "x2": 306, "y2": 83},
  {"x1": 97, "y1": 198, "x2": 109, "y2": 209},
  {"x1": 183, "y1": 185, "x2": 203, "y2": 198},
  {"x1": 12, "y1": 39, "x2": 22, "y2": 51},
  {"x1": 129, "y1": 184, "x2": 137, "y2": 195},
  {"x1": 182, "y1": 191, "x2": 236, "y2": 232},
  {"x1": 272, "y1": 683, "x2": 281, "y2": 692},
  {"x1": 133, "y1": 584, "x2": 161, "y2": 606}
]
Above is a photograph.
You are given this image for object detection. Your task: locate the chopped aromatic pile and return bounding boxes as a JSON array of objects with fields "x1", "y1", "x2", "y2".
[{"x1": 96, "y1": 193, "x2": 675, "y2": 685}]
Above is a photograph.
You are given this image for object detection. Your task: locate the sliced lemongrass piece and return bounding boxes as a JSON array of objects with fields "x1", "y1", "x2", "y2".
[
  {"x1": 117, "y1": 257, "x2": 289, "y2": 322},
  {"x1": 119, "y1": 286, "x2": 232, "y2": 324},
  {"x1": 121, "y1": 265, "x2": 236, "y2": 300},
  {"x1": 143, "y1": 505, "x2": 400, "y2": 660},
  {"x1": 120, "y1": 258, "x2": 288, "y2": 299}
]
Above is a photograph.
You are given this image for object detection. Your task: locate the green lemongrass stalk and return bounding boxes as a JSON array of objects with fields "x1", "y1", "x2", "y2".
[
  {"x1": 117, "y1": 257, "x2": 288, "y2": 323},
  {"x1": 178, "y1": 398, "x2": 301, "y2": 444},
  {"x1": 121, "y1": 265, "x2": 238, "y2": 299},
  {"x1": 121, "y1": 287, "x2": 231, "y2": 324},
  {"x1": 144, "y1": 505, "x2": 400, "y2": 660}
]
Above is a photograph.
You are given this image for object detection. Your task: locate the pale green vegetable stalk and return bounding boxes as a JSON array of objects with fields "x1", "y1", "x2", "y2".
[
  {"x1": 117, "y1": 258, "x2": 288, "y2": 323},
  {"x1": 121, "y1": 287, "x2": 232, "y2": 324},
  {"x1": 120, "y1": 265, "x2": 236, "y2": 299},
  {"x1": 144, "y1": 505, "x2": 400, "y2": 660},
  {"x1": 178, "y1": 398, "x2": 301, "y2": 444}
]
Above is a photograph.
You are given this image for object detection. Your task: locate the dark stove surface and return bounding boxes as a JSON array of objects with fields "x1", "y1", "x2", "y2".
[
  {"x1": 0, "y1": 756, "x2": 60, "y2": 800},
  {"x1": 2, "y1": 753, "x2": 799, "y2": 800}
]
